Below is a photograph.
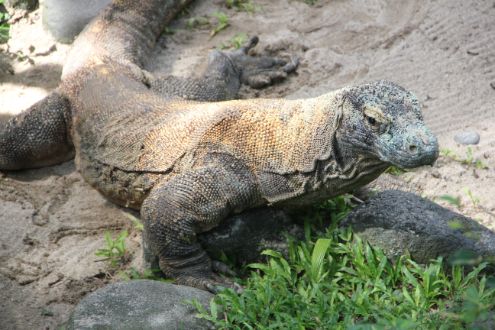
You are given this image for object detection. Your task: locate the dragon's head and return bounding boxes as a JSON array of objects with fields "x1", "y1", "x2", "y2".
[{"x1": 336, "y1": 80, "x2": 439, "y2": 169}]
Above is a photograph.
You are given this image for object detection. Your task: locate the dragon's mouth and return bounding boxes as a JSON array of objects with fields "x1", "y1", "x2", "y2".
[
  {"x1": 384, "y1": 149, "x2": 439, "y2": 169},
  {"x1": 378, "y1": 125, "x2": 439, "y2": 169}
]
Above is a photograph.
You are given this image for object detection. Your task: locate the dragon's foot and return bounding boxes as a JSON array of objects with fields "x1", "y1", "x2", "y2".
[
  {"x1": 159, "y1": 256, "x2": 242, "y2": 294},
  {"x1": 227, "y1": 36, "x2": 299, "y2": 89},
  {"x1": 212, "y1": 260, "x2": 237, "y2": 277},
  {"x1": 179, "y1": 273, "x2": 243, "y2": 294}
]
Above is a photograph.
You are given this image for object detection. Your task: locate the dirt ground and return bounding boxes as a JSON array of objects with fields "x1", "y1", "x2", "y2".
[{"x1": 0, "y1": 0, "x2": 494, "y2": 328}]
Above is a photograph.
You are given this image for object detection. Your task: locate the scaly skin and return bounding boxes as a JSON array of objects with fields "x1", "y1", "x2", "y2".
[{"x1": 0, "y1": 0, "x2": 438, "y2": 292}]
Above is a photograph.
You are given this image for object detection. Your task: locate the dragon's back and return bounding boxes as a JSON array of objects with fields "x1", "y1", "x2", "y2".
[{"x1": 68, "y1": 65, "x2": 337, "y2": 177}]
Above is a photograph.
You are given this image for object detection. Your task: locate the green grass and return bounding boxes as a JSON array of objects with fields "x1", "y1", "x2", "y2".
[
  {"x1": 219, "y1": 33, "x2": 248, "y2": 50},
  {"x1": 124, "y1": 212, "x2": 144, "y2": 231},
  {"x1": 211, "y1": 11, "x2": 230, "y2": 37},
  {"x1": 463, "y1": 147, "x2": 488, "y2": 170},
  {"x1": 186, "y1": 16, "x2": 210, "y2": 30},
  {"x1": 438, "y1": 194, "x2": 462, "y2": 209},
  {"x1": 118, "y1": 266, "x2": 174, "y2": 283},
  {"x1": 190, "y1": 196, "x2": 495, "y2": 329},
  {"x1": 440, "y1": 147, "x2": 488, "y2": 170},
  {"x1": 95, "y1": 230, "x2": 130, "y2": 268},
  {"x1": 192, "y1": 229, "x2": 495, "y2": 329},
  {"x1": 225, "y1": 0, "x2": 260, "y2": 13},
  {"x1": 0, "y1": 0, "x2": 10, "y2": 43},
  {"x1": 437, "y1": 189, "x2": 481, "y2": 210},
  {"x1": 385, "y1": 165, "x2": 407, "y2": 176},
  {"x1": 464, "y1": 188, "x2": 480, "y2": 208}
]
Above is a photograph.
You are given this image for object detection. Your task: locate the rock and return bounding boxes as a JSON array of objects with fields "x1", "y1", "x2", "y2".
[
  {"x1": 4, "y1": 0, "x2": 37, "y2": 11},
  {"x1": 454, "y1": 131, "x2": 480, "y2": 145},
  {"x1": 199, "y1": 207, "x2": 303, "y2": 263},
  {"x1": 42, "y1": 0, "x2": 111, "y2": 43},
  {"x1": 67, "y1": 280, "x2": 213, "y2": 330},
  {"x1": 340, "y1": 190, "x2": 495, "y2": 264}
]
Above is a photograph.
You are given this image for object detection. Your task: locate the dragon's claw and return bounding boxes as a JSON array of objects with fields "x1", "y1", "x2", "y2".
[{"x1": 225, "y1": 36, "x2": 299, "y2": 89}]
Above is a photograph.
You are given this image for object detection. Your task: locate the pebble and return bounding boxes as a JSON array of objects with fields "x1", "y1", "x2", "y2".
[
  {"x1": 431, "y1": 170, "x2": 441, "y2": 178},
  {"x1": 454, "y1": 131, "x2": 480, "y2": 145}
]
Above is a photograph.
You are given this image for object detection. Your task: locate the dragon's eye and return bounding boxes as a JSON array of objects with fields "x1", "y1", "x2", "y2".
[
  {"x1": 367, "y1": 116, "x2": 376, "y2": 126},
  {"x1": 363, "y1": 106, "x2": 386, "y2": 129}
]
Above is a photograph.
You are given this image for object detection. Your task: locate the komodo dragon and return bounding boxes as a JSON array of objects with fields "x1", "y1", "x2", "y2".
[{"x1": 0, "y1": 0, "x2": 439, "y2": 292}]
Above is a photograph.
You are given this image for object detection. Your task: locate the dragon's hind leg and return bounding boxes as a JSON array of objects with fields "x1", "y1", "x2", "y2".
[
  {"x1": 0, "y1": 91, "x2": 74, "y2": 170},
  {"x1": 149, "y1": 36, "x2": 299, "y2": 102}
]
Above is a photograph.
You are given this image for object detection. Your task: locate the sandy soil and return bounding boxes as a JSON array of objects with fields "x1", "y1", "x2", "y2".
[{"x1": 0, "y1": 0, "x2": 494, "y2": 328}]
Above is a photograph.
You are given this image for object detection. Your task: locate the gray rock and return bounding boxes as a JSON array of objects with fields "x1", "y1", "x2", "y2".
[
  {"x1": 68, "y1": 280, "x2": 213, "y2": 330},
  {"x1": 42, "y1": 0, "x2": 111, "y2": 43},
  {"x1": 454, "y1": 131, "x2": 480, "y2": 145},
  {"x1": 4, "y1": 0, "x2": 37, "y2": 11},
  {"x1": 340, "y1": 190, "x2": 495, "y2": 264},
  {"x1": 199, "y1": 207, "x2": 303, "y2": 263}
]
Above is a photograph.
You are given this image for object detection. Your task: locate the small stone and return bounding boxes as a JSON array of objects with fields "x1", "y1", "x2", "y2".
[
  {"x1": 431, "y1": 170, "x2": 441, "y2": 178},
  {"x1": 454, "y1": 131, "x2": 480, "y2": 145}
]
